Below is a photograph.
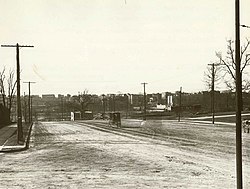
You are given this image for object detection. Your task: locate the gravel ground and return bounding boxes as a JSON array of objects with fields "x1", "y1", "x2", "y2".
[{"x1": 0, "y1": 120, "x2": 249, "y2": 188}]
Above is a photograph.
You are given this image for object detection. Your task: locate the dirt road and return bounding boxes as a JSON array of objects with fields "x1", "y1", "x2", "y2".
[{"x1": 0, "y1": 121, "x2": 249, "y2": 188}]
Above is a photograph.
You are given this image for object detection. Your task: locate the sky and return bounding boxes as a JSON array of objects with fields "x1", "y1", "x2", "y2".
[{"x1": 0, "y1": 0, "x2": 250, "y2": 96}]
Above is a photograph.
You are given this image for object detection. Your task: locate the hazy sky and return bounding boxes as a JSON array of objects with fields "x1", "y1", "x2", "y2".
[{"x1": 0, "y1": 0, "x2": 249, "y2": 96}]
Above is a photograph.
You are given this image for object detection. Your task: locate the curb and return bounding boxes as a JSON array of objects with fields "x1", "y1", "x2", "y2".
[{"x1": 0, "y1": 123, "x2": 33, "y2": 153}]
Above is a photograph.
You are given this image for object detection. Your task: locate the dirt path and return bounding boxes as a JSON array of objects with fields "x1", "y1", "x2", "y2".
[{"x1": 0, "y1": 121, "x2": 249, "y2": 188}]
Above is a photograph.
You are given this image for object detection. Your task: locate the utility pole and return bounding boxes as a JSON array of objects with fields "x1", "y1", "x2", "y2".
[
  {"x1": 102, "y1": 94, "x2": 106, "y2": 114},
  {"x1": 235, "y1": 0, "x2": 242, "y2": 188},
  {"x1": 30, "y1": 96, "x2": 33, "y2": 122},
  {"x1": 126, "y1": 94, "x2": 129, "y2": 119},
  {"x1": 141, "y1": 83, "x2": 148, "y2": 120},
  {"x1": 23, "y1": 92, "x2": 27, "y2": 123},
  {"x1": 113, "y1": 94, "x2": 116, "y2": 112},
  {"x1": 23, "y1": 81, "x2": 36, "y2": 123},
  {"x1": 125, "y1": 94, "x2": 130, "y2": 119},
  {"x1": 1, "y1": 43, "x2": 34, "y2": 143},
  {"x1": 178, "y1": 87, "x2": 182, "y2": 122},
  {"x1": 61, "y1": 97, "x2": 64, "y2": 121},
  {"x1": 211, "y1": 63, "x2": 215, "y2": 124},
  {"x1": 208, "y1": 63, "x2": 220, "y2": 124}
]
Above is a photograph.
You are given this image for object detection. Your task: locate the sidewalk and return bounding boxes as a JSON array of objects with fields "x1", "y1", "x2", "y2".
[{"x1": 0, "y1": 122, "x2": 33, "y2": 152}]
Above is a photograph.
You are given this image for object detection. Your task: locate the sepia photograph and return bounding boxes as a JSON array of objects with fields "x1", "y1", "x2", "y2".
[{"x1": 0, "y1": 0, "x2": 250, "y2": 188}]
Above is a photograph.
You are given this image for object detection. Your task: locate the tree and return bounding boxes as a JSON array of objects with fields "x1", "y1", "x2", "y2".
[
  {"x1": 216, "y1": 39, "x2": 250, "y2": 92},
  {"x1": 0, "y1": 67, "x2": 6, "y2": 107},
  {"x1": 7, "y1": 69, "x2": 17, "y2": 115},
  {"x1": 65, "y1": 89, "x2": 92, "y2": 119},
  {"x1": 79, "y1": 90, "x2": 92, "y2": 117},
  {"x1": 0, "y1": 67, "x2": 17, "y2": 121}
]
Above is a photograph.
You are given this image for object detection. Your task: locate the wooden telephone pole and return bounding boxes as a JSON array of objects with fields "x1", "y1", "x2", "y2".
[
  {"x1": 208, "y1": 63, "x2": 220, "y2": 124},
  {"x1": 235, "y1": 0, "x2": 242, "y2": 188},
  {"x1": 1, "y1": 43, "x2": 34, "y2": 143},
  {"x1": 23, "y1": 81, "x2": 36, "y2": 123},
  {"x1": 178, "y1": 87, "x2": 182, "y2": 122},
  {"x1": 141, "y1": 82, "x2": 148, "y2": 120},
  {"x1": 102, "y1": 94, "x2": 106, "y2": 114}
]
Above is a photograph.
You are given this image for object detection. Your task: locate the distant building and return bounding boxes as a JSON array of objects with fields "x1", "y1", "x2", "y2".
[
  {"x1": 42, "y1": 94, "x2": 56, "y2": 101},
  {"x1": 58, "y1": 94, "x2": 64, "y2": 98}
]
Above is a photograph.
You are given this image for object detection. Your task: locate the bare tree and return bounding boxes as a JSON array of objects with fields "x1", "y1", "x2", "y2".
[
  {"x1": 79, "y1": 89, "x2": 92, "y2": 117},
  {"x1": 0, "y1": 67, "x2": 6, "y2": 107},
  {"x1": 0, "y1": 67, "x2": 17, "y2": 120},
  {"x1": 7, "y1": 69, "x2": 17, "y2": 115},
  {"x1": 216, "y1": 39, "x2": 250, "y2": 92},
  {"x1": 65, "y1": 89, "x2": 92, "y2": 119}
]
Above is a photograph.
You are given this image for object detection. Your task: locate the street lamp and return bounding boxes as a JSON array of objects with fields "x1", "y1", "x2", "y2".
[
  {"x1": 235, "y1": 23, "x2": 250, "y2": 189},
  {"x1": 240, "y1": 24, "x2": 250, "y2": 28},
  {"x1": 234, "y1": 1, "x2": 247, "y2": 188}
]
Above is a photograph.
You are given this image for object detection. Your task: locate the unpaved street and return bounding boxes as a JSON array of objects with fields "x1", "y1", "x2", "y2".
[{"x1": 0, "y1": 121, "x2": 249, "y2": 188}]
